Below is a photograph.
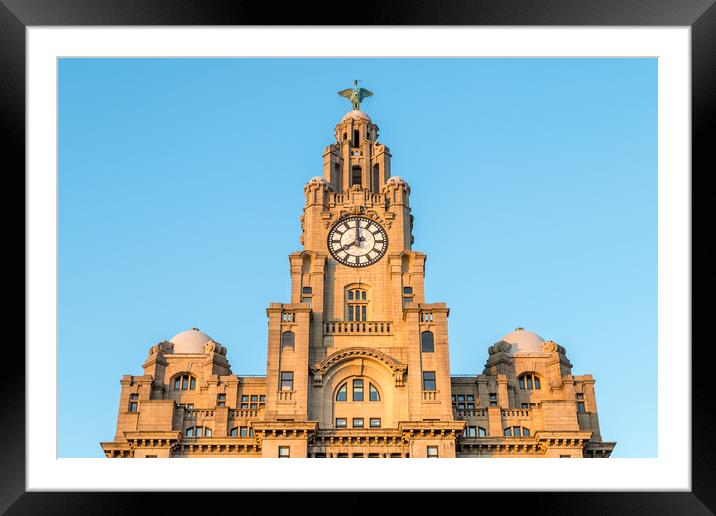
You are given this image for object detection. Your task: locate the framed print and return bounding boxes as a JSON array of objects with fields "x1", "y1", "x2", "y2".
[{"x1": 5, "y1": 0, "x2": 712, "y2": 512}]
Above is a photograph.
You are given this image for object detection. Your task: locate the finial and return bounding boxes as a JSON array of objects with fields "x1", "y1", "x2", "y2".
[{"x1": 337, "y1": 80, "x2": 374, "y2": 111}]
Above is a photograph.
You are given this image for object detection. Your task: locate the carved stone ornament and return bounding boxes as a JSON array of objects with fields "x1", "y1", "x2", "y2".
[
  {"x1": 541, "y1": 340, "x2": 566, "y2": 354},
  {"x1": 204, "y1": 340, "x2": 227, "y2": 356},
  {"x1": 488, "y1": 341, "x2": 513, "y2": 355},
  {"x1": 149, "y1": 341, "x2": 174, "y2": 355},
  {"x1": 311, "y1": 346, "x2": 407, "y2": 387}
]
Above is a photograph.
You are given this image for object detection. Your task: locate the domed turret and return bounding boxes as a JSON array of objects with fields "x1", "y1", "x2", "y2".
[
  {"x1": 341, "y1": 109, "x2": 372, "y2": 123},
  {"x1": 169, "y1": 328, "x2": 212, "y2": 354},
  {"x1": 498, "y1": 327, "x2": 545, "y2": 354}
]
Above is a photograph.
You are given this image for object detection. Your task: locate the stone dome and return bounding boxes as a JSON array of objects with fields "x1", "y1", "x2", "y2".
[
  {"x1": 499, "y1": 327, "x2": 545, "y2": 354},
  {"x1": 341, "y1": 110, "x2": 372, "y2": 122},
  {"x1": 385, "y1": 176, "x2": 409, "y2": 188},
  {"x1": 169, "y1": 328, "x2": 212, "y2": 354}
]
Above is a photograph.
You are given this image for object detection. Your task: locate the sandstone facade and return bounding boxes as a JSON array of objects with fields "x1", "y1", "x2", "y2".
[{"x1": 100, "y1": 107, "x2": 615, "y2": 459}]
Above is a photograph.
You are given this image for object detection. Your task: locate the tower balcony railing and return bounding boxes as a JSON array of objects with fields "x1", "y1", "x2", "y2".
[
  {"x1": 501, "y1": 409, "x2": 530, "y2": 418},
  {"x1": 454, "y1": 408, "x2": 488, "y2": 418},
  {"x1": 324, "y1": 321, "x2": 392, "y2": 335},
  {"x1": 229, "y1": 409, "x2": 261, "y2": 419},
  {"x1": 330, "y1": 190, "x2": 386, "y2": 207}
]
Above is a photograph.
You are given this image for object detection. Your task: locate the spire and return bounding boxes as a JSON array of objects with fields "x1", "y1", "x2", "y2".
[{"x1": 337, "y1": 80, "x2": 374, "y2": 111}]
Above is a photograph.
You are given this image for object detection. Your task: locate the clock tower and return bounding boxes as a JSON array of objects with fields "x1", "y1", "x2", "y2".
[
  {"x1": 101, "y1": 83, "x2": 615, "y2": 460},
  {"x1": 259, "y1": 94, "x2": 464, "y2": 458}
]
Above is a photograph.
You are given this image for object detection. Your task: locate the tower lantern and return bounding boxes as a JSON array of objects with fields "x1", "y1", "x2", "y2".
[{"x1": 323, "y1": 82, "x2": 391, "y2": 193}]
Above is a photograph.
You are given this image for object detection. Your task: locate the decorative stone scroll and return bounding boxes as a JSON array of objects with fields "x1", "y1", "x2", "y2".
[
  {"x1": 148, "y1": 341, "x2": 174, "y2": 355},
  {"x1": 204, "y1": 340, "x2": 227, "y2": 356},
  {"x1": 540, "y1": 340, "x2": 566, "y2": 354},
  {"x1": 488, "y1": 341, "x2": 512, "y2": 355}
]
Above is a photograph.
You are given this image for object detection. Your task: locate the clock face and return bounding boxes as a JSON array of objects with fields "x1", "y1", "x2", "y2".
[{"x1": 327, "y1": 216, "x2": 388, "y2": 267}]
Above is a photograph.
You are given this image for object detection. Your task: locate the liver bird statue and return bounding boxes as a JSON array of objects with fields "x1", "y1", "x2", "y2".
[{"x1": 338, "y1": 80, "x2": 373, "y2": 111}]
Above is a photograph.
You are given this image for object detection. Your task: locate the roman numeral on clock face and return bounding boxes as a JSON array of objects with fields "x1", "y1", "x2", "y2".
[{"x1": 327, "y1": 217, "x2": 388, "y2": 267}]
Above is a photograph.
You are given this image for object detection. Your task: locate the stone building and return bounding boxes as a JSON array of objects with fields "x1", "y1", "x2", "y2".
[{"x1": 100, "y1": 93, "x2": 616, "y2": 459}]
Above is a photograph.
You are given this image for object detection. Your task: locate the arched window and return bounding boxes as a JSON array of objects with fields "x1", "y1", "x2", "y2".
[
  {"x1": 421, "y1": 331, "x2": 435, "y2": 353},
  {"x1": 503, "y1": 426, "x2": 530, "y2": 437},
  {"x1": 369, "y1": 383, "x2": 381, "y2": 401},
  {"x1": 347, "y1": 288, "x2": 368, "y2": 321},
  {"x1": 173, "y1": 373, "x2": 197, "y2": 391},
  {"x1": 336, "y1": 383, "x2": 348, "y2": 401},
  {"x1": 463, "y1": 426, "x2": 487, "y2": 438},
  {"x1": 229, "y1": 427, "x2": 238, "y2": 436},
  {"x1": 518, "y1": 373, "x2": 541, "y2": 390},
  {"x1": 335, "y1": 378, "x2": 381, "y2": 403},
  {"x1": 281, "y1": 331, "x2": 295, "y2": 351},
  {"x1": 186, "y1": 426, "x2": 212, "y2": 437}
]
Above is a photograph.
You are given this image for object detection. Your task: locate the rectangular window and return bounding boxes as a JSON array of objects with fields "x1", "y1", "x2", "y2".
[
  {"x1": 278, "y1": 446, "x2": 290, "y2": 458},
  {"x1": 280, "y1": 371, "x2": 294, "y2": 391},
  {"x1": 457, "y1": 395, "x2": 465, "y2": 402},
  {"x1": 352, "y1": 418, "x2": 364, "y2": 428},
  {"x1": 521, "y1": 403, "x2": 529, "y2": 409},
  {"x1": 577, "y1": 401, "x2": 586, "y2": 413},
  {"x1": 240, "y1": 427, "x2": 248, "y2": 437},
  {"x1": 351, "y1": 166, "x2": 362, "y2": 187},
  {"x1": 353, "y1": 379, "x2": 364, "y2": 401},
  {"x1": 370, "y1": 418, "x2": 381, "y2": 428},
  {"x1": 466, "y1": 394, "x2": 474, "y2": 402},
  {"x1": 467, "y1": 426, "x2": 477, "y2": 438},
  {"x1": 361, "y1": 305, "x2": 366, "y2": 321},
  {"x1": 217, "y1": 393, "x2": 226, "y2": 407},
  {"x1": 466, "y1": 403, "x2": 475, "y2": 409},
  {"x1": 128, "y1": 393, "x2": 138, "y2": 412},
  {"x1": 427, "y1": 446, "x2": 439, "y2": 458},
  {"x1": 489, "y1": 393, "x2": 498, "y2": 406},
  {"x1": 335, "y1": 418, "x2": 347, "y2": 428},
  {"x1": 422, "y1": 371, "x2": 436, "y2": 391},
  {"x1": 478, "y1": 427, "x2": 487, "y2": 437}
]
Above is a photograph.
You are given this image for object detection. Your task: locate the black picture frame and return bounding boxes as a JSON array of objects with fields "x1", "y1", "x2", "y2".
[{"x1": 4, "y1": 0, "x2": 710, "y2": 512}]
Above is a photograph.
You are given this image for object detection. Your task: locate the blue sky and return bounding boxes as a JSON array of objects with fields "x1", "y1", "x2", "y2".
[{"x1": 58, "y1": 58, "x2": 657, "y2": 457}]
